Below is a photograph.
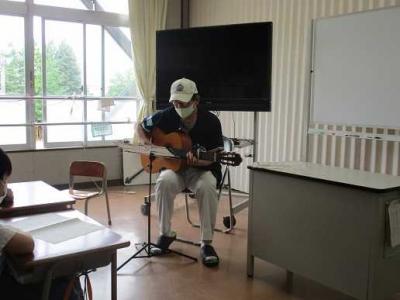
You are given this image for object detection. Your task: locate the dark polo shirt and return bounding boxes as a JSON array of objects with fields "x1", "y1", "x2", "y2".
[{"x1": 141, "y1": 106, "x2": 223, "y2": 185}]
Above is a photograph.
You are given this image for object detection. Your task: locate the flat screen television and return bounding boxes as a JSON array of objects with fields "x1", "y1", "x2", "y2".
[{"x1": 156, "y1": 22, "x2": 273, "y2": 112}]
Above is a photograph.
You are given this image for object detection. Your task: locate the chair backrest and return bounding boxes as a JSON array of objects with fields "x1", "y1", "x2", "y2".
[{"x1": 70, "y1": 161, "x2": 106, "y2": 179}]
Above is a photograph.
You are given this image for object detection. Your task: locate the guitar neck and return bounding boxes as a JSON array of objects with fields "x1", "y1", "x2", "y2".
[
  {"x1": 198, "y1": 151, "x2": 218, "y2": 162},
  {"x1": 120, "y1": 143, "x2": 240, "y2": 166},
  {"x1": 168, "y1": 147, "x2": 218, "y2": 162}
]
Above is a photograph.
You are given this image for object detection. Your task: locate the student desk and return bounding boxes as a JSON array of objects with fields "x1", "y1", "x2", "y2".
[
  {"x1": 247, "y1": 161, "x2": 400, "y2": 300},
  {"x1": 0, "y1": 181, "x2": 75, "y2": 218},
  {"x1": 2, "y1": 210, "x2": 130, "y2": 300}
]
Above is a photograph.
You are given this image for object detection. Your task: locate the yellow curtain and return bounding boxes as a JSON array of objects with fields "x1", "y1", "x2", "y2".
[{"x1": 128, "y1": 0, "x2": 168, "y2": 143}]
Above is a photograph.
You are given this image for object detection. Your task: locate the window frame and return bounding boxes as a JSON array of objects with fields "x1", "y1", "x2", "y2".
[{"x1": 0, "y1": 0, "x2": 136, "y2": 151}]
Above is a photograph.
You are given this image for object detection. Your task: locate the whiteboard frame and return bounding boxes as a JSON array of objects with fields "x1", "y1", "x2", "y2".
[{"x1": 308, "y1": 5, "x2": 400, "y2": 130}]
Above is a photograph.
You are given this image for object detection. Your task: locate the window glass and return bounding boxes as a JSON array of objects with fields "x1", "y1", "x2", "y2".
[
  {"x1": 86, "y1": 25, "x2": 102, "y2": 96},
  {"x1": 0, "y1": 15, "x2": 27, "y2": 146},
  {"x1": 34, "y1": 0, "x2": 87, "y2": 10},
  {"x1": 103, "y1": 28, "x2": 136, "y2": 141},
  {"x1": 0, "y1": 126, "x2": 27, "y2": 145},
  {"x1": 105, "y1": 123, "x2": 133, "y2": 141},
  {"x1": 0, "y1": 15, "x2": 25, "y2": 96},
  {"x1": 0, "y1": 99, "x2": 26, "y2": 124},
  {"x1": 104, "y1": 28, "x2": 136, "y2": 98},
  {"x1": 96, "y1": 0, "x2": 128, "y2": 15},
  {"x1": 44, "y1": 20, "x2": 84, "y2": 144},
  {"x1": 104, "y1": 100, "x2": 135, "y2": 140},
  {"x1": 46, "y1": 99, "x2": 84, "y2": 142},
  {"x1": 0, "y1": 99, "x2": 27, "y2": 145},
  {"x1": 107, "y1": 100, "x2": 136, "y2": 122},
  {"x1": 87, "y1": 100, "x2": 102, "y2": 141},
  {"x1": 86, "y1": 99, "x2": 135, "y2": 141},
  {"x1": 33, "y1": 17, "x2": 43, "y2": 122},
  {"x1": 45, "y1": 20, "x2": 83, "y2": 96}
]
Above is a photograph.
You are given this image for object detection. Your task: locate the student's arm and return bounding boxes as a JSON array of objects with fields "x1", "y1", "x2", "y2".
[{"x1": 4, "y1": 232, "x2": 34, "y2": 256}]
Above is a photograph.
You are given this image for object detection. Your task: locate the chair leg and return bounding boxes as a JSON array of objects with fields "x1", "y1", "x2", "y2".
[
  {"x1": 184, "y1": 193, "x2": 199, "y2": 228},
  {"x1": 84, "y1": 199, "x2": 89, "y2": 216},
  {"x1": 218, "y1": 166, "x2": 228, "y2": 201},
  {"x1": 105, "y1": 191, "x2": 112, "y2": 226},
  {"x1": 223, "y1": 167, "x2": 235, "y2": 233}
]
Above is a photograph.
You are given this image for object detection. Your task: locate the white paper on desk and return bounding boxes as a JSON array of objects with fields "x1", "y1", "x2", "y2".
[
  {"x1": 4, "y1": 213, "x2": 71, "y2": 232},
  {"x1": 30, "y1": 218, "x2": 102, "y2": 244},
  {"x1": 388, "y1": 200, "x2": 400, "y2": 247}
]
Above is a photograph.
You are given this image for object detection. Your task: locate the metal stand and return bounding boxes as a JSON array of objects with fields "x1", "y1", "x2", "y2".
[
  {"x1": 117, "y1": 152, "x2": 197, "y2": 272},
  {"x1": 124, "y1": 168, "x2": 144, "y2": 184}
]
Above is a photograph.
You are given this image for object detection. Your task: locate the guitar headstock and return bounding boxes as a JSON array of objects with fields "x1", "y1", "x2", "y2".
[{"x1": 217, "y1": 151, "x2": 242, "y2": 166}]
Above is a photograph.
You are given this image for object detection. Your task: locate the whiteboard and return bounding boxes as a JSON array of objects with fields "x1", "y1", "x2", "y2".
[{"x1": 311, "y1": 7, "x2": 400, "y2": 128}]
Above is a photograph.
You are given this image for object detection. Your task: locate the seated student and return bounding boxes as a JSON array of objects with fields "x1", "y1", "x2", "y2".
[
  {"x1": 0, "y1": 148, "x2": 82, "y2": 300},
  {"x1": 0, "y1": 149, "x2": 13, "y2": 207}
]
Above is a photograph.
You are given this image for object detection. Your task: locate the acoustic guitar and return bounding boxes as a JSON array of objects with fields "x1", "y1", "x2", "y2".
[{"x1": 140, "y1": 128, "x2": 242, "y2": 173}]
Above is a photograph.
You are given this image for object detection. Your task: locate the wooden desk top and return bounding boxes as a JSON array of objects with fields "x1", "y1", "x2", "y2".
[
  {"x1": 1, "y1": 210, "x2": 130, "y2": 267},
  {"x1": 0, "y1": 181, "x2": 75, "y2": 218},
  {"x1": 249, "y1": 161, "x2": 400, "y2": 192}
]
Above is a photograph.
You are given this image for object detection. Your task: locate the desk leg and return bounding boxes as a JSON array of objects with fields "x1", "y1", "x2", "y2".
[
  {"x1": 247, "y1": 254, "x2": 254, "y2": 277},
  {"x1": 111, "y1": 252, "x2": 117, "y2": 300},
  {"x1": 286, "y1": 270, "x2": 293, "y2": 292}
]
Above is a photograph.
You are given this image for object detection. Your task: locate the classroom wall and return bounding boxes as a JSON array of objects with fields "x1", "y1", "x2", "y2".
[
  {"x1": 8, "y1": 147, "x2": 122, "y2": 185},
  {"x1": 190, "y1": 0, "x2": 400, "y2": 192}
]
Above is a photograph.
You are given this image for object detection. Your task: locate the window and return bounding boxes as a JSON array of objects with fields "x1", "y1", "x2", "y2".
[
  {"x1": 0, "y1": 15, "x2": 30, "y2": 150},
  {"x1": 0, "y1": 1, "x2": 136, "y2": 151}
]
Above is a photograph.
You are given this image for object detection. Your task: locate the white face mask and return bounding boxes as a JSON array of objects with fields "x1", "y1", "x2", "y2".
[
  {"x1": 0, "y1": 181, "x2": 7, "y2": 204},
  {"x1": 175, "y1": 104, "x2": 195, "y2": 119}
]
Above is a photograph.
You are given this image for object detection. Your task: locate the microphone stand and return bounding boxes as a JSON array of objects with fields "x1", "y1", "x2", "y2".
[{"x1": 117, "y1": 151, "x2": 197, "y2": 272}]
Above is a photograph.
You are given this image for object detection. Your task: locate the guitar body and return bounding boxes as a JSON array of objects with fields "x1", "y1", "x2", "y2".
[{"x1": 141, "y1": 128, "x2": 192, "y2": 173}]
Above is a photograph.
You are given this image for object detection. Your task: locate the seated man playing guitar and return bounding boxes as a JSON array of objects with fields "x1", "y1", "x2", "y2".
[{"x1": 136, "y1": 78, "x2": 223, "y2": 267}]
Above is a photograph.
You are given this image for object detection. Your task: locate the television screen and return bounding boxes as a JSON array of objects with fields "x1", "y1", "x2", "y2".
[{"x1": 156, "y1": 22, "x2": 273, "y2": 112}]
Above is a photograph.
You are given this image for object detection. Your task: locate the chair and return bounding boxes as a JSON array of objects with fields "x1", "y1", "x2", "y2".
[{"x1": 65, "y1": 160, "x2": 112, "y2": 225}]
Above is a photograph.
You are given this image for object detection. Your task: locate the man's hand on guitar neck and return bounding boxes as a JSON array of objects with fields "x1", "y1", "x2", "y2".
[{"x1": 186, "y1": 151, "x2": 213, "y2": 167}]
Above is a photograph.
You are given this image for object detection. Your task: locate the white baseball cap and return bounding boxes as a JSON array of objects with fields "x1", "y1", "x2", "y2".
[{"x1": 169, "y1": 78, "x2": 198, "y2": 103}]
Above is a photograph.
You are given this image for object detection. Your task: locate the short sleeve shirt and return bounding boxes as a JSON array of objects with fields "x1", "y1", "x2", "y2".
[{"x1": 141, "y1": 106, "x2": 224, "y2": 185}]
